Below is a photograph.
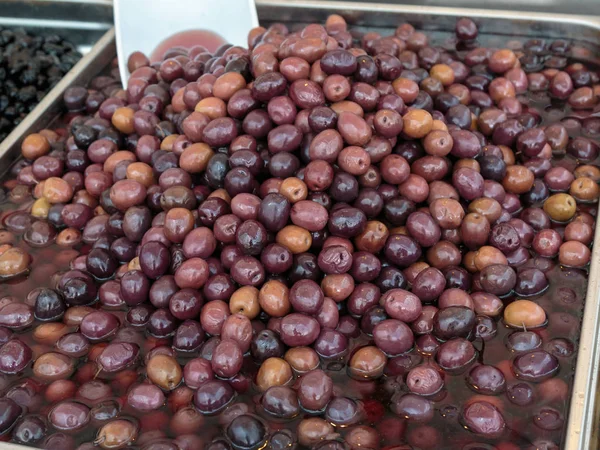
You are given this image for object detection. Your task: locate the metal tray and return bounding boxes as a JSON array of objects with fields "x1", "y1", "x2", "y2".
[
  {"x1": 336, "y1": 0, "x2": 600, "y2": 17},
  {"x1": 259, "y1": 5, "x2": 600, "y2": 449},
  {"x1": 0, "y1": 1, "x2": 600, "y2": 449},
  {"x1": 0, "y1": 0, "x2": 114, "y2": 175}
]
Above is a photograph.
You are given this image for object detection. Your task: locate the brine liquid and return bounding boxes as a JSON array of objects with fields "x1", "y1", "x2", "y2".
[{"x1": 151, "y1": 29, "x2": 227, "y2": 62}]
